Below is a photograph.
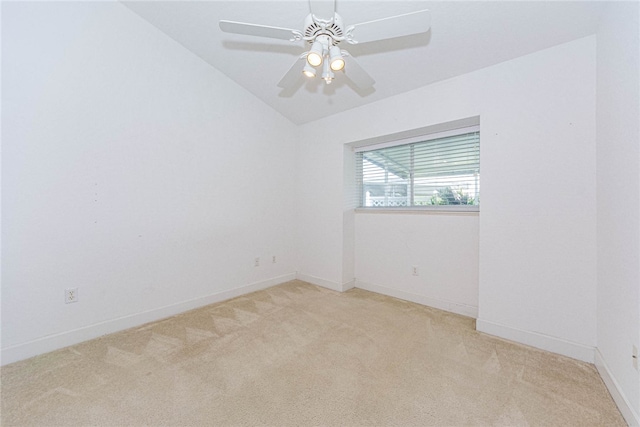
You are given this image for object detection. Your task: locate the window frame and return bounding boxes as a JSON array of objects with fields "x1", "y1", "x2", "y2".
[{"x1": 354, "y1": 125, "x2": 480, "y2": 213}]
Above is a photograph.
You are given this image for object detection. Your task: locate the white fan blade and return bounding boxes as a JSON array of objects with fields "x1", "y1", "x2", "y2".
[
  {"x1": 349, "y1": 9, "x2": 431, "y2": 44},
  {"x1": 220, "y1": 20, "x2": 301, "y2": 41},
  {"x1": 342, "y1": 54, "x2": 375, "y2": 89},
  {"x1": 277, "y1": 57, "x2": 306, "y2": 88}
]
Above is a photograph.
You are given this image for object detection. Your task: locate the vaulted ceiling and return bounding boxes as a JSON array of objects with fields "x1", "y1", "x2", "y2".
[{"x1": 121, "y1": 1, "x2": 606, "y2": 124}]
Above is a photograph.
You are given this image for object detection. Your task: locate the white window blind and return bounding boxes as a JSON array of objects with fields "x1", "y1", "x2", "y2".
[{"x1": 356, "y1": 129, "x2": 480, "y2": 208}]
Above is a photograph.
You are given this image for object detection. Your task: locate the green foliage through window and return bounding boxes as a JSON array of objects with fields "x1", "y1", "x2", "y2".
[{"x1": 428, "y1": 186, "x2": 476, "y2": 205}]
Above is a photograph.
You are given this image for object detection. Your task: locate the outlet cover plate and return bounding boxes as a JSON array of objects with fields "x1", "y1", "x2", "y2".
[{"x1": 65, "y1": 288, "x2": 78, "y2": 304}]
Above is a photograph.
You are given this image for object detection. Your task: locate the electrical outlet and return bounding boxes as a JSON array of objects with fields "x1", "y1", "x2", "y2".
[
  {"x1": 272, "y1": 256, "x2": 277, "y2": 264},
  {"x1": 412, "y1": 266, "x2": 419, "y2": 276},
  {"x1": 254, "y1": 257, "x2": 260, "y2": 267},
  {"x1": 65, "y1": 288, "x2": 78, "y2": 304},
  {"x1": 633, "y1": 345, "x2": 638, "y2": 370}
]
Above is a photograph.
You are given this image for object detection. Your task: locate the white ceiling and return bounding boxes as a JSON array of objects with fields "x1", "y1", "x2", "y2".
[{"x1": 121, "y1": 1, "x2": 606, "y2": 124}]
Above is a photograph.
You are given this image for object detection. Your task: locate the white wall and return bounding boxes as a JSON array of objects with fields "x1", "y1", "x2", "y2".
[
  {"x1": 295, "y1": 136, "x2": 346, "y2": 290},
  {"x1": 595, "y1": 2, "x2": 640, "y2": 424},
  {"x1": 297, "y1": 36, "x2": 597, "y2": 361},
  {"x1": 1, "y1": 2, "x2": 298, "y2": 364},
  {"x1": 355, "y1": 212, "x2": 479, "y2": 318},
  {"x1": 296, "y1": 68, "x2": 484, "y2": 293},
  {"x1": 476, "y1": 37, "x2": 597, "y2": 362}
]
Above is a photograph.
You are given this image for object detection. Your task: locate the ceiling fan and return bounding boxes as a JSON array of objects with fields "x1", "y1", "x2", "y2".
[{"x1": 219, "y1": 2, "x2": 431, "y2": 91}]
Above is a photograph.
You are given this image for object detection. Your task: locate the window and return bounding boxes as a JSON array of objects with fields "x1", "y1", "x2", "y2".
[{"x1": 356, "y1": 127, "x2": 480, "y2": 209}]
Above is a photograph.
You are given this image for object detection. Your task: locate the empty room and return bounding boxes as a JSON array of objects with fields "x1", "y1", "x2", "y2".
[{"x1": 1, "y1": 0, "x2": 639, "y2": 425}]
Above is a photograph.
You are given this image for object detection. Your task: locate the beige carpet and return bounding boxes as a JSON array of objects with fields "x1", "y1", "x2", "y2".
[{"x1": 1, "y1": 280, "x2": 625, "y2": 426}]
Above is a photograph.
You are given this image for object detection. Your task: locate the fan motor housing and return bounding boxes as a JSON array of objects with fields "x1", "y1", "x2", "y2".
[{"x1": 304, "y1": 13, "x2": 344, "y2": 45}]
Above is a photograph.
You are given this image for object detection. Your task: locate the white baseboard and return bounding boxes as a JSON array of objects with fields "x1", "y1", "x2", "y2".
[
  {"x1": 476, "y1": 319, "x2": 595, "y2": 363},
  {"x1": 341, "y1": 279, "x2": 356, "y2": 292},
  {"x1": 295, "y1": 272, "x2": 346, "y2": 292},
  {"x1": 595, "y1": 349, "x2": 640, "y2": 426},
  {"x1": 355, "y1": 280, "x2": 478, "y2": 318},
  {"x1": 1, "y1": 273, "x2": 296, "y2": 366}
]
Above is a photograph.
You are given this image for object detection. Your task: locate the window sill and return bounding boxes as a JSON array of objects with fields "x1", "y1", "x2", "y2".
[{"x1": 354, "y1": 206, "x2": 479, "y2": 215}]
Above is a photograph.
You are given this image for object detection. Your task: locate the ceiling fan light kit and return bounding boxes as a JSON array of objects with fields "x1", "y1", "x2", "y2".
[
  {"x1": 321, "y1": 60, "x2": 335, "y2": 84},
  {"x1": 329, "y1": 46, "x2": 345, "y2": 71},
  {"x1": 302, "y1": 62, "x2": 317, "y2": 78},
  {"x1": 307, "y1": 38, "x2": 325, "y2": 67},
  {"x1": 304, "y1": 34, "x2": 345, "y2": 83},
  {"x1": 219, "y1": 4, "x2": 431, "y2": 92}
]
